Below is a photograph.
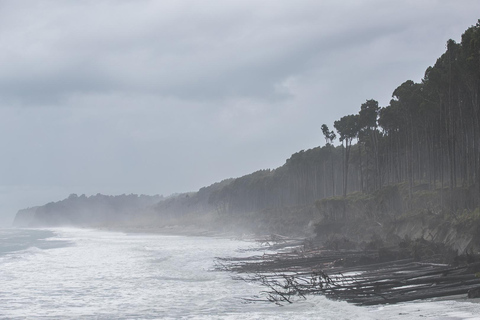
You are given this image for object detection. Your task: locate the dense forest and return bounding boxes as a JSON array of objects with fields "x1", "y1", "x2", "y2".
[
  {"x1": 208, "y1": 19, "x2": 480, "y2": 215},
  {"x1": 14, "y1": 21, "x2": 480, "y2": 249},
  {"x1": 326, "y1": 20, "x2": 480, "y2": 198},
  {"x1": 204, "y1": 19, "x2": 480, "y2": 216}
]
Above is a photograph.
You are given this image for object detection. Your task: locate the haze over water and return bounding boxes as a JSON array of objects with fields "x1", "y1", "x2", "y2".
[{"x1": 1, "y1": 228, "x2": 479, "y2": 319}]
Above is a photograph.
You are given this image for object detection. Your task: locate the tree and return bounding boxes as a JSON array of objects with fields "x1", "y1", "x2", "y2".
[
  {"x1": 321, "y1": 124, "x2": 337, "y2": 196},
  {"x1": 334, "y1": 114, "x2": 360, "y2": 197},
  {"x1": 359, "y1": 99, "x2": 381, "y2": 190},
  {"x1": 321, "y1": 124, "x2": 336, "y2": 145}
]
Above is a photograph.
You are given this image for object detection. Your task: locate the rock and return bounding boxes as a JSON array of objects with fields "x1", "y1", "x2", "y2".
[{"x1": 467, "y1": 287, "x2": 480, "y2": 298}]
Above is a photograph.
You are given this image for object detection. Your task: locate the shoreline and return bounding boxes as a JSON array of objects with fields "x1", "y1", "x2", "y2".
[
  {"x1": 216, "y1": 240, "x2": 480, "y2": 306},
  {"x1": 99, "y1": 224, "x2": 267, "y2": 242},
  {"x1": 13, "y1": 225, "x2": 480, "y2": 305},
  {"x1": 432, "y1": 293, "x2": 480, "y2": 304}
]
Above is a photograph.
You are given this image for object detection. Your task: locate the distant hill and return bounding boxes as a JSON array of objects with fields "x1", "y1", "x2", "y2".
[{"x1": 13, "y1": 193, "x2": 163, "y2": 228}]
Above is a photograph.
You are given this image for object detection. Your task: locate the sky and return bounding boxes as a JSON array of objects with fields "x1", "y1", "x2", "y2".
[{"x1": 0, "y1": 0, "x2": 479, "y2": 226}]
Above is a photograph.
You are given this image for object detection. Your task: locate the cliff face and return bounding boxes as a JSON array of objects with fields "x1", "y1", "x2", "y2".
[
  {"x1": 314, "y1": 184, "x2": 480, "y2": 253},
  {"x1": 392, "y1": 213, "x2": 477, "y2": 253},
  {"x1": 12, "y1": 207, "x2": 38, "y2": 227}
]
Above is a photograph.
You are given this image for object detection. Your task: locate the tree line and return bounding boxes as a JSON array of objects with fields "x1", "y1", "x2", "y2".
[{"x1": 324, "y1": 20, "x2": 480, "y2": 199}]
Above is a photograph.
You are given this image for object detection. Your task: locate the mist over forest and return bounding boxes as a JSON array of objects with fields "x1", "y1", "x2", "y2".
[{"x1": 13, "y1": 20, "x2": 480, "y2": 252}]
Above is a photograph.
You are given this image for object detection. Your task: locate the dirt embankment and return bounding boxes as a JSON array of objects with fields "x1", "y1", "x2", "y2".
[{"x1": 313, "y1": 183, "x2": 480, "y2": 253}]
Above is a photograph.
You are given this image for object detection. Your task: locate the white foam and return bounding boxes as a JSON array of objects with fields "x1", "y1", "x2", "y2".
[{"x1": 1, "y1": 228, "x2": 480, "y2": 319}]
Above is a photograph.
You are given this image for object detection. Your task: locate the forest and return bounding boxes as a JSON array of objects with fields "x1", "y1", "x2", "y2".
[
  {"x1": 204, "y1": 20, "x2": 480, "y2": 217},
  {"x1": 325, "y1": 20, "x2": 480, "y2": 199}
]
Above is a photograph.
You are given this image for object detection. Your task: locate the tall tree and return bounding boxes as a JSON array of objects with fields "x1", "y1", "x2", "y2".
[
  {"x1": 321, "y1": 124, "x2": 337, "y2": 196},
  {"x1": 359, "y1": 99, "x2": 381, "y2": 190},
  {"x1": 334, "y1": 114, "x2": 360, "y2": 197}
]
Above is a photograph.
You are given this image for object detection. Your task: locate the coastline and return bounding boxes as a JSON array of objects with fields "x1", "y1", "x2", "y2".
[
  {"x1": 13, "y1": 225, "x2": 480, "y2": 306},
  {"x1": 100, "y1": 224, "x2": 262, "y2": 241}
]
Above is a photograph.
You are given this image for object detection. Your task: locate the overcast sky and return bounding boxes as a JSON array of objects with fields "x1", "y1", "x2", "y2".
[{"x1": 0, "y1": 0, "x2": 479, "y2": 225}]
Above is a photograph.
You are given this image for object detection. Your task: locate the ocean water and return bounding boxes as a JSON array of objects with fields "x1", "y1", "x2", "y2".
[{"x1": 1, "y1": 228, "x2": 480, "y2": 319}]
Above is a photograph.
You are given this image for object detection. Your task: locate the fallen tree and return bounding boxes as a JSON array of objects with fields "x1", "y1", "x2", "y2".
[{"x1": 216, "y1": 237, "x2": 480, "y2": 305}]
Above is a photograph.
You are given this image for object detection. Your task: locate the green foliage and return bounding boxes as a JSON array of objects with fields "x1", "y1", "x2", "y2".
[
  {"x1": 454, "y1": 208, "x2": 480, "y2": 234},
  {"x1": 359, "y1": 99, "x2": 379, "y2": 129},
  {"x1": 321, "y1": 124, "x2": 336, "y2": 145},
  {"x1": 334, "y1": 114, "x2": 360, "y2": 143}
]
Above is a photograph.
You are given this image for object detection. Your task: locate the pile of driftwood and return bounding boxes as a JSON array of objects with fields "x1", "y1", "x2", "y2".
[{"x1": 216, "y1": 238, "x2": 480, "y2": 305}]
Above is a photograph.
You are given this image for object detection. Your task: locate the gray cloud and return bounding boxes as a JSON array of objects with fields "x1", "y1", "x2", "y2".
[{"x1": 0, "y1": 0, "x2": 435, "y2": 104}]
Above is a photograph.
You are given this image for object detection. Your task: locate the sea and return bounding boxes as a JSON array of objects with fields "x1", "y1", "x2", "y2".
[{"x1": 1, "y1": 228, "x2": 480, "y2": 319}]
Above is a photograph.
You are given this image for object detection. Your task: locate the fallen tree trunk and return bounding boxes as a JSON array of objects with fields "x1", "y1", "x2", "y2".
[{"x1": 216, "y1": 244, "x2": 480, "y2": 305}]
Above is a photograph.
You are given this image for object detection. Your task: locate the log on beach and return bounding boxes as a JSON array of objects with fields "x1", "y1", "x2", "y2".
[
  {"x1": 216, "y1": 243, "x2": 480, "y2": 306},
  {"x1": 323, "y1": 262, "x2": 480, "y2": 305}
]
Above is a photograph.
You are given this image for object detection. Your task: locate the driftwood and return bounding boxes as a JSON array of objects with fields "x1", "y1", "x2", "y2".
[{"x1": 216, "y1": 241, "x2": 480, "y2": 306}]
